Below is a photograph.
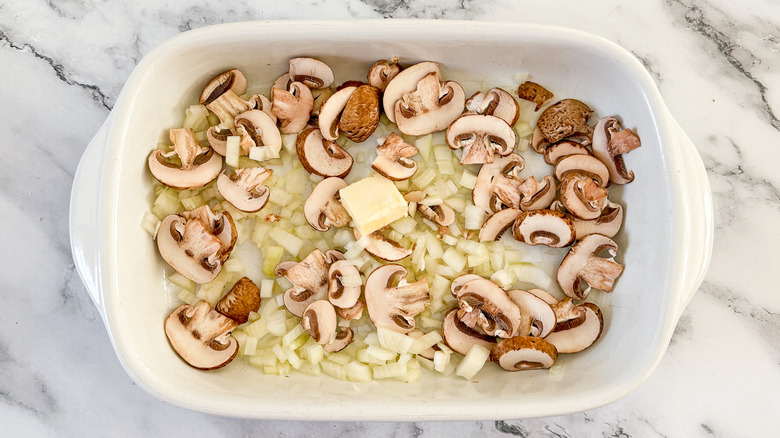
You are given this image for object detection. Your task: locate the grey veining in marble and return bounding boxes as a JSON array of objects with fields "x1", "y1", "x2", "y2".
[{"x1": 2, "y1": 0, "x2": 779, "y2": 436}]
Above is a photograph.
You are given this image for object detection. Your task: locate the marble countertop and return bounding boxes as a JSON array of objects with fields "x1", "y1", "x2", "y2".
[{"x1": 2, "y1": 0, "x2": 778, "y2": 436}]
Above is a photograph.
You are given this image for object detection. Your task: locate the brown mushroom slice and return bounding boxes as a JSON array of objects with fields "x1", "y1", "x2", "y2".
[
  {"x1": 450, "y1": 274, "x2": 484, "y2": 297},
  {"x1": 274, "y1": 261, "x2": 298, "y2": 278},
  {"x1": 536, "y1": 99, "x2": 592, "y2": 144},
  {"x1": 182, "y1": 205, "x2": 237, "y2": 255},
  {"x1": 336, "y1": 298, "x2": 366, "y2": 320},
  {"x1": 270, "y1": 72, "x2": 291, "y2": 94},
  {"x1": 149, "y1": 128, "x2": 222, "y2": 190},
  {"x1": 354, "y1": 228, "x2": 412, "y2": 262},
  {"x1": 272, "y1": 81, "x2": 314, "y2": 134},
  {"x1": 478, "y1": 208, "x2": 522, "y2": 242},
  {"x1": 382, "y1": 61, "x2": 441, "y2": 123},
  {"x1": 367, "y1": 59, "x2": 402, "y2": 91},
  {"x1": 557, "y1": 173, "x2": 609, "y2": 220},
  {"x1": 554, "y1": 154, "x2": 611, "y2": 188},
  {"x1": 289, "y1": 57, "x2": 334, "y2": 90},
  {"x1": 573, "y1": 201, "x2": 623, "y2": 240},
  {"x1": 491, "y1": 336, "x2": 557, "y2": 371},
  {"x1": 247, "y1": 94, "x2": 277, "y2": 123},
  {"x1": 304, "y1": 177, "x2": 351, "y2": 231},
  {"x1": 453, "y1": 277, "x2": 522, "y2": 338},
  {"x1": 512, "y1": 209, "x2": 575, "y2": 248},
  {"x1": 395, "y1": 72, "x2": 466, "y2": 136},
  {"x1": 506, "y1": 289, "x2": 556, "y2": 338},
  {"x1": 517, "y1": 81, "x2": 554, "y2": 112},
  {"x1": 217, "y1": 167, "x2": 273, "y2": 213},
  {"x1": 234, "y1": 110, "x2": 282, "y2": 156},
  {"x1": 441, "y1": 308, "x2": 497, "y2": 356},
  {"x1": 543, "y1": 140, "x2": 592, "y2": 165},
  {"x1": 206, "y1": 126, "x2": 230, "y2": 156},
  {"x1": 372, "y1": 133, "x2": 419, "y2": 181},
  {"x1": 472, "y1": 153, "x2": 526, "y2": 214},
  {"x1": 199, "y1": 69, "x2": 252, "y2": 126},
  {"x1": 418, "y1": 201, "x2": 456, "y2": 227},
  {"x1": 518, "y1": 176, "x2": 556, "y2": 211},
  {"x1": 532, "y1": 125, "x2": 594, "y2": 154},
  {"x1": 557, "y1": 234, "x2": 624, "y2": 299},
  {"x1": 527, "y1": 288, "x2": 559, "y2": 306},
  {"x1": 165, "y1": 301, "x2": 238, "y2": 370},
  {"x1": 279, "y1": 249, "x2": 331, "y2": 317},
  {"x1": 215, "y1": 277, "x2": 261, "y2": 324},
  {"x1": 364, "y1": 264, "x2": 429, "y2": 333},
  {"x1": 324, "y1": 327, "x2": 354, "y2": 353},
  {"x1": 592, "y1": 116, "x2": 642, "y2": 184},
  {"x1": 328, "y1": 260, "x2": 362, "y2": 309},
  {"x1": 301, "y1": 300, "x2": 338, "y2": 345},
  {"x1": 545, "y1": 302, "x2": 603, "y2": 353},
  {"x1": 446, "y1": 113, "x2": 516, "y2": 165},
  {"x1": 339, "y1": 85, "x2": 381, "y2": 142},
  {"x1": 318, "y1": 86, "x2": 357, "y2": 140},
  {"x1": 296, "y1": 127, "x2": 353, "y2": 178},
  {"x1": 465, "y1": 88, "x2": 520, "y2": 126}
]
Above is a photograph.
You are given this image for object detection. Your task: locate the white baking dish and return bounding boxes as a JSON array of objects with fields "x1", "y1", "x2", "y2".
[{"x1": 69, "y1": 20, "x2": 713, "y2": 420}]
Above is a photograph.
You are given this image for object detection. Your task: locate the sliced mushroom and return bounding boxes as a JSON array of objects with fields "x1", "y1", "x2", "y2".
[
  {"x1": 272, "y1": 81, "x2": 314, "y2": 134},
  {"x1": 206, "y1": 126, "x2": 230, "y2": 156},
  {"x1": 148, "y1": 128, "x2": 222, "y2": 190},
  {"x1": 234, "y1": 110, "x2": 282, "y2": 156},
  {"x1": 517, "y1": 81, "x2": 554, "y2": 112},
  {"x1": 247, "y1": 94, "x2": 277, "y2": 122},
  {"x1": 372, "y1": 133, "x2": 419, "y2": 181},
  {"x1": 518, "y1": 176, "x2": 556, "y2": 211},
  {"x1": 554, "y1": 154, "x2": 611, "y2": 188},
  {"x1": 318, "y1": 86, "x2": 357, "y2": 140},
  {"x1": 296, "y1": 127, "x2": 353, "y2": 178},
  {"x1": 557, "y1": 234, "x2": 624, "y2": 299},
  {"x1": 364, "y1": 264, "x2": 429, "y2": 333},
  {"x1": 452, "y1": 276, "x2": 522, "y2": 339},
  {"x1": 216, "y1": 167, "x2": 273, "y2": 213},
  {"x1": 278, "y1": 249, "x2": 331, "y2": 317},
  {"x1": 288, "y1": 57, "x2": 334, "y2": 90},
  {"x1": 339, "y1": 85, "x2": 381, "y2": 142},
  {"x1": 478, "y1": 208, "x2": 522, "y2": 242},
  {"x1": 394, "y1": 72, "x2": 466, "y2": 136},
  {"x1": 506, "y1": 289, "x2": 556, "y2": 338},
  {"x1": 156, "y1": 206, "x2": 235, "y2": 284},
  {"x1": 491, "y1": 336, "x2": 557, "y2": 371},
  {"x1": 532, "y1": 125, "x2": 594, "y2": 154},
  {"x1": 526, "y1": 288, "x2": 560, "y2": 306},
  {"x1": 441, "y1": 308, "x2": 497, "y2": 356},
  {"x1": 354, "y1": 228, "x2": 413, "y2": 262},
  {"x1": 336, "y1": 298, "x2": 366, "y2": 320},
  {"x1": 536, "y1": 99, "x2": 592, "y2": 144},
  {"x1": 450, "y1": 274, "x2": 485, "y2": 297},
  {"x1": 302, "y1": 300, "x2": 338, "y2": 345},
  {"x1": 182, "y1": 205, "x2": 237, "y2": 254},
  {"x1": 382, "y1": 61, "x2": 441, "y2": 123},
  {"x1": 304, "y1": 177, "x2": 351, "y2": 231},
  {"x1": 465, "y1": 87, "x2": 520, "y2": 126},
  {"x1": 446, "y1": 113, "x2": 516, "y2": 165},
  {"x1": 324, "y1": 327, "x2": 354, "y2": 353},
  {"x1": 557, "y1": 173, "x2": 609, "y2": 220},
  {"x1": 199, "y1": 69, "x2": 252, "y2": 127},
  {"x1": 545, "y1": 300, "x2": 604, "y2": 353},
  {"x1": 512, "y1": 209, "x2": 575, "y2": 248},
  {"x1": 328, "y1": 260, "x2": 362, "y2": 309},
  {"x1": 270, "y1": 72, "x2": 291, "y2": 94},
  {"x1": 215, "y1": 277, "x2": 261, "y2": 324},
  {"x1": 592, "y1": 116, "x2": 642, "y2": 184},
  {"x1": 472, "y1": 153, "x2": 526, "y2": 214},
  {"x1": 573, "y1": 201, "x2": 623, "y2": 239},
  {"x1": 367, "y1": 59, "x2": 402, "y2": 91},
  {"x1": 164, "y1": 301, "x2": 238, "y2": 370},
  {"x1": 417, "y1": 201, "x2": 456, "y2": 227},
  {"x1": 543, "y1": 140, "x2": 592, "y2": 165}
]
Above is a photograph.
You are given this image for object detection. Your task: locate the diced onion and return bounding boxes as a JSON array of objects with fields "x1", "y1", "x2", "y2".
[
  {"x1": 225, "y1": 136, "x2": 240, "y2": 167},
  {"x1": 464, "y1": 205, "x2": 486, "y2": 230},
  {"x1": 346, "y1": 361, "x2": 373, "y2": 382},
  {"x1": 456, "y1": 344, "x2": 490, "y2": 380},
  {"x1": 269, "y1": 228, "x2": 304, "y2": 256},
  {"x1": 377, "y1": 327, "x2": 414, "y2": 354}
]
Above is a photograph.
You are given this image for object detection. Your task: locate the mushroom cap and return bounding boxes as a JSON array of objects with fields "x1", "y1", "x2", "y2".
[
  {"x1": 164, "y1": 302, "x2": 238, "y2": 370},
  {"x1": 270, "y1": 72, "x2": 291, "y2": 94},
  {"x1": 453, "y1": 276, "x2": 522, "y2": 338},
  {"x1": 573, "y1": 201, "x2": 623, "y2": 240},
  {"x1": 215, "y1": 276, "x2": 262, "y2": 324},
  {"x1": 418, "y1": 202, "x2": 455, "y2": 227},
  {"x1": 156, "y1": 213, "x2": 230, "y2": 284},
  {"x1": 328, "y1": 260, "x2": 363, "y2": 309},
  {"x1": 472, "y1": 153, "x2": 526, "y2": 214},
  {"x1": 557, "y1": 233, "x2": 624, "y2": 299},
  {"x1": 450, "y1": 273, "x2": 485, "y2": 297},
  {"x1": 543, "y1": 140, "x2": 592, "y2": 165},
  {"x1": 279, "y1": 249, "x2": 331, "y2": 316},
  {"x1": 234, "y1": 109, "x2": 282, "y2": 155},
  {"x1": 382, "y1": 61, "x2": 441, "y2": 123},
  {"x1": 545, "y1": 302, "x2": 603, "y2": 353},
  {"x1": 371, "y1": 133, "x2": 419, "y2": 181},
  {"x1": 441, "y1": 308, "x2": 496, "y2": 356},
  {"x1": 553, "y1": 154, "x2": 611, "y2": 188},
  {"x1": 446, "y1": 113, "x2": 517, "y2": 165},
  {"x1": 216, "y1": 167, "x2": 273, "y2": 213},
  {"x1": 506, "y1": 289, "x2": 557, "y2": 338},
  {"x1": 148, "y1": 149, "x2": 223, "y2": 190},
  {"x1": 491, "y1": 336, "x2": 558, "y2": 371},
  {"x1": 199, "y1": 69, "x2": 247, "y2": 105},
  {"x1": 519, "y1": 175, "x2": 557, "y2": 212},
  {"x1": 302, "y1": 299, "x2": 338, "y2": 345},
  {"x1": 318, "y1": 86, "x2": 357, "y2": 140},
  {"x1": 536, "y1": 99, "x2": 592, "y2": 144},
  {"x1": 465, "y1": 87, "x2": 520, "y2": 126},
  {"x1": 557, "y1": 173, "x2": 609, "y2": 220},
  {"x1": 367, "y1": 59, "x2": 402, "y2": 91},
  {"x1": 304, "y1": 177, "x2": 350, "y2": 231},
  {"x1": 339, "y1": 85, "x2": 381, "y2": 143},
  {"x1": 296, "y1": 128, "x2": 353, "y2": 178},
  {"x1": 289, "y1": 57, "x2": 334, "y2": 89},
  {"x1": 478, "y1": 208, "x2": 522, "y2": 242},
  {"x1": 364, "y1": 264, "x2": 429, "y2": 333},
  {"x1": 526, "y1": 288, "x2": 560, "y2": 306},
  {"x1": 512, "y1": 209, "x2": 575, "y2": 248},
  {"x1": 517, "y1": 81, "x2": 554, "y2": 112},
  {"x1": 592, "y1": 116, "x2": 641, "y2": 184},
  {"x1": 206, "y1": 126, "x2": 229, "y2": 156},
  {"x1": 354, "y1": 228, "x2": 413, "y2": 262},
  {"x1": 272, "y1": 81, "x2": 314, "y2": 134},
  {"x1": 394, "y1": 73, "x2": 466, "y2": 136},
  {"x1": 324, "y1": 327, "x2": 354, "y2": 353}
]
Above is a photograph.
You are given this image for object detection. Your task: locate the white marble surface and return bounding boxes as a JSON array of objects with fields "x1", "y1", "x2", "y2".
[{"x1": 1, "y1": 0, "x2": 778, "y2": 436}]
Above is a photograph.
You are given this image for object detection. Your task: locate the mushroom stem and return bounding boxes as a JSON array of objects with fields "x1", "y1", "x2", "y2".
[{"x1": 578, "y1": 255, "x2": 624, "y2": 292}]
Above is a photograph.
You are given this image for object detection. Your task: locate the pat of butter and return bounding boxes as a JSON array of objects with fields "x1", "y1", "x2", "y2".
[{"x1": 339, "y1": 175, "x2": 409, "y2": 236}]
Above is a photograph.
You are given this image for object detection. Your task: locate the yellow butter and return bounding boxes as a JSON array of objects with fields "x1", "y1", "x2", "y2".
[{"x1": 339, "y1": 175, "x2": 409, "y2": 235}]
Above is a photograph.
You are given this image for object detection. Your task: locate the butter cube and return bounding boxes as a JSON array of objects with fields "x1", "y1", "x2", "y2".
[{"x1": 339, "y1": 175, "x2": 409, "y2": 235}]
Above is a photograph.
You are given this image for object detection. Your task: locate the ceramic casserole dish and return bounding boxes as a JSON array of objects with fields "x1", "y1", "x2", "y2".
[{"x1": 69, "y1": 20, "x2": 713, "y2": 420}]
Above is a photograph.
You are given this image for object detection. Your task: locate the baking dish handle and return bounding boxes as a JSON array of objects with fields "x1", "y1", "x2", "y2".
[
  {"x1": 668, "y1": 116, "x2": 714, "y2": 319},
  {"x1": 70, "y1": 115, "x2": 111, "y2": 311}
]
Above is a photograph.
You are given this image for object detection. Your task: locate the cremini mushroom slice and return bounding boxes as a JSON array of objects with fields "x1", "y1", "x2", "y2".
[
  {"x1": 449, "y1": 274, "x2": 484, "y2": 297},
  {"x1": 296, "y1": 128, "x2": 353, "y2": 178},
  {"x1": 148, "y1": 128, "x2": 222, "y2": 190},
  {"x1": 339, "y1": 84, "x2": 381, "y2": 142},
  {"x1": 452, "y1": 276, "x2": 522, "y2": 338},
  {"x1": 336, "y1": 298, "x2": 366, "y2": 321},
  {"x1": 446, "y1": 113, "x2": 516, "y2": 165},
  {"x1": 536, "y1": 98, "x2": 593, "y2": 144},
  {"x1": 491, "y1": 336, "x2": 558, "y2": 371},
  {"x1": 278, "y1": 249, "x2": 331, "y2": 317},
  {"x1": 271, "y1": 72, "x2": 291, "y2": 94},
  {"x1": 526, "y1": 288, "x2": 560, "y2": 306},
  {"x1": 156, "y1": 206, "x2": 236, "y2": 284},
  {"x1": 465, "y1": 87, "x2": 520, "y2": 126},
  {"x1": 572, "y1": 201, "x2": 623, "y2": 239},
  {"x1": 165, "y1": 301, "x2": 239, "y2": 370},
  {"x1": 532, "y1": 125, "x2": 594, "y2": 154},
  {"x1": 302, "y1": 299, "x2": 338, "y2": 345},
  {"x1": 512, "y1": 209, "x2": 575, "y2": 248},
  {"x1": 304, "y1": 177, "x2": 351, "y2": 231},
  {"x1": 557, "y1": 173, "x2": 609, "y2": 220},
  {"x1": 506, "y1": 289, "x2": 556, "y2": 338},
  {"x1": 394, "y1": 72, "x2": 466, "y2": 136},
  {"x1": 272, "y1": 81, "x2": 314, "y2": 134},
  {"x1": 288, "y1": 57, "x2": 335, "y2": 90},
  {"x1": 367, "y1": 59, "x2": 402, "y2": 91},
  {"x1": 441, "y1": 308, "x2": 497, "y2": 356},
  {"x1": 382, "y1": 61, "x2": 441, "y2": 123},
  {"x1": 372, "y1": 133, "x2": 419, "y2": 181},
  {"x1": 199, "y1": 69, "x2": 252, "y2": 128},
  {"x1": 553, "y1": 154, "x2": 611, "y2": 188},
  {"x1": 478, "y1": 208, "x2": 522, "y2": 242},
  {"x1": 234, "y1": 109, "x2": 282, "y2": 157},
  {"x1": 364, "y1": 264, "x2": 429, "y2": 333},
  {"x1": 517, "y1": 81, "x2": 554, "y2": 112},
  {"x1": 472, "y1": 153, "x2": 526, "y2": 214},
  {"x1": 206, "y1": 126, "x2": 230, "y2": 156},
  {"x1": 557, "y1": 234, "x2": 624, "y2": 299},
  {"x1": 545, "y1": 299, "x2": 604, "y2": 353},
  {"x1": 354, "y1": 228, "x2": 413, "y2": 262},
  {"x1": 418, "y1": 201, "x2": 456, "y2": 227},
  {"x1": 543, "y1": 140, "x2": 592, "y2": 165},
  {"x1": 328, "y1": 260, "x2": 362, "y2": 309},
  {"x1": 216, "y1": 166, "x2": 273, "y2": 213},
  {"x1": 318, "y1": 85, "x2": 357, "y2": 140},
  {"x1": 215, "y1": 276, "x2": 261, "y2": 324},
  {"x1": 324, "y1": 327, "x2": 354, "y2": 353},
  {"x1": 592, "y1": 116, "x2": 642, "y2": 184},
  {"x1": 248, "y1": 94, "x2": 277, "y2": 123},
  {"x1": 518, "y1": 175, "x2": 557, "y2": 211}
]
